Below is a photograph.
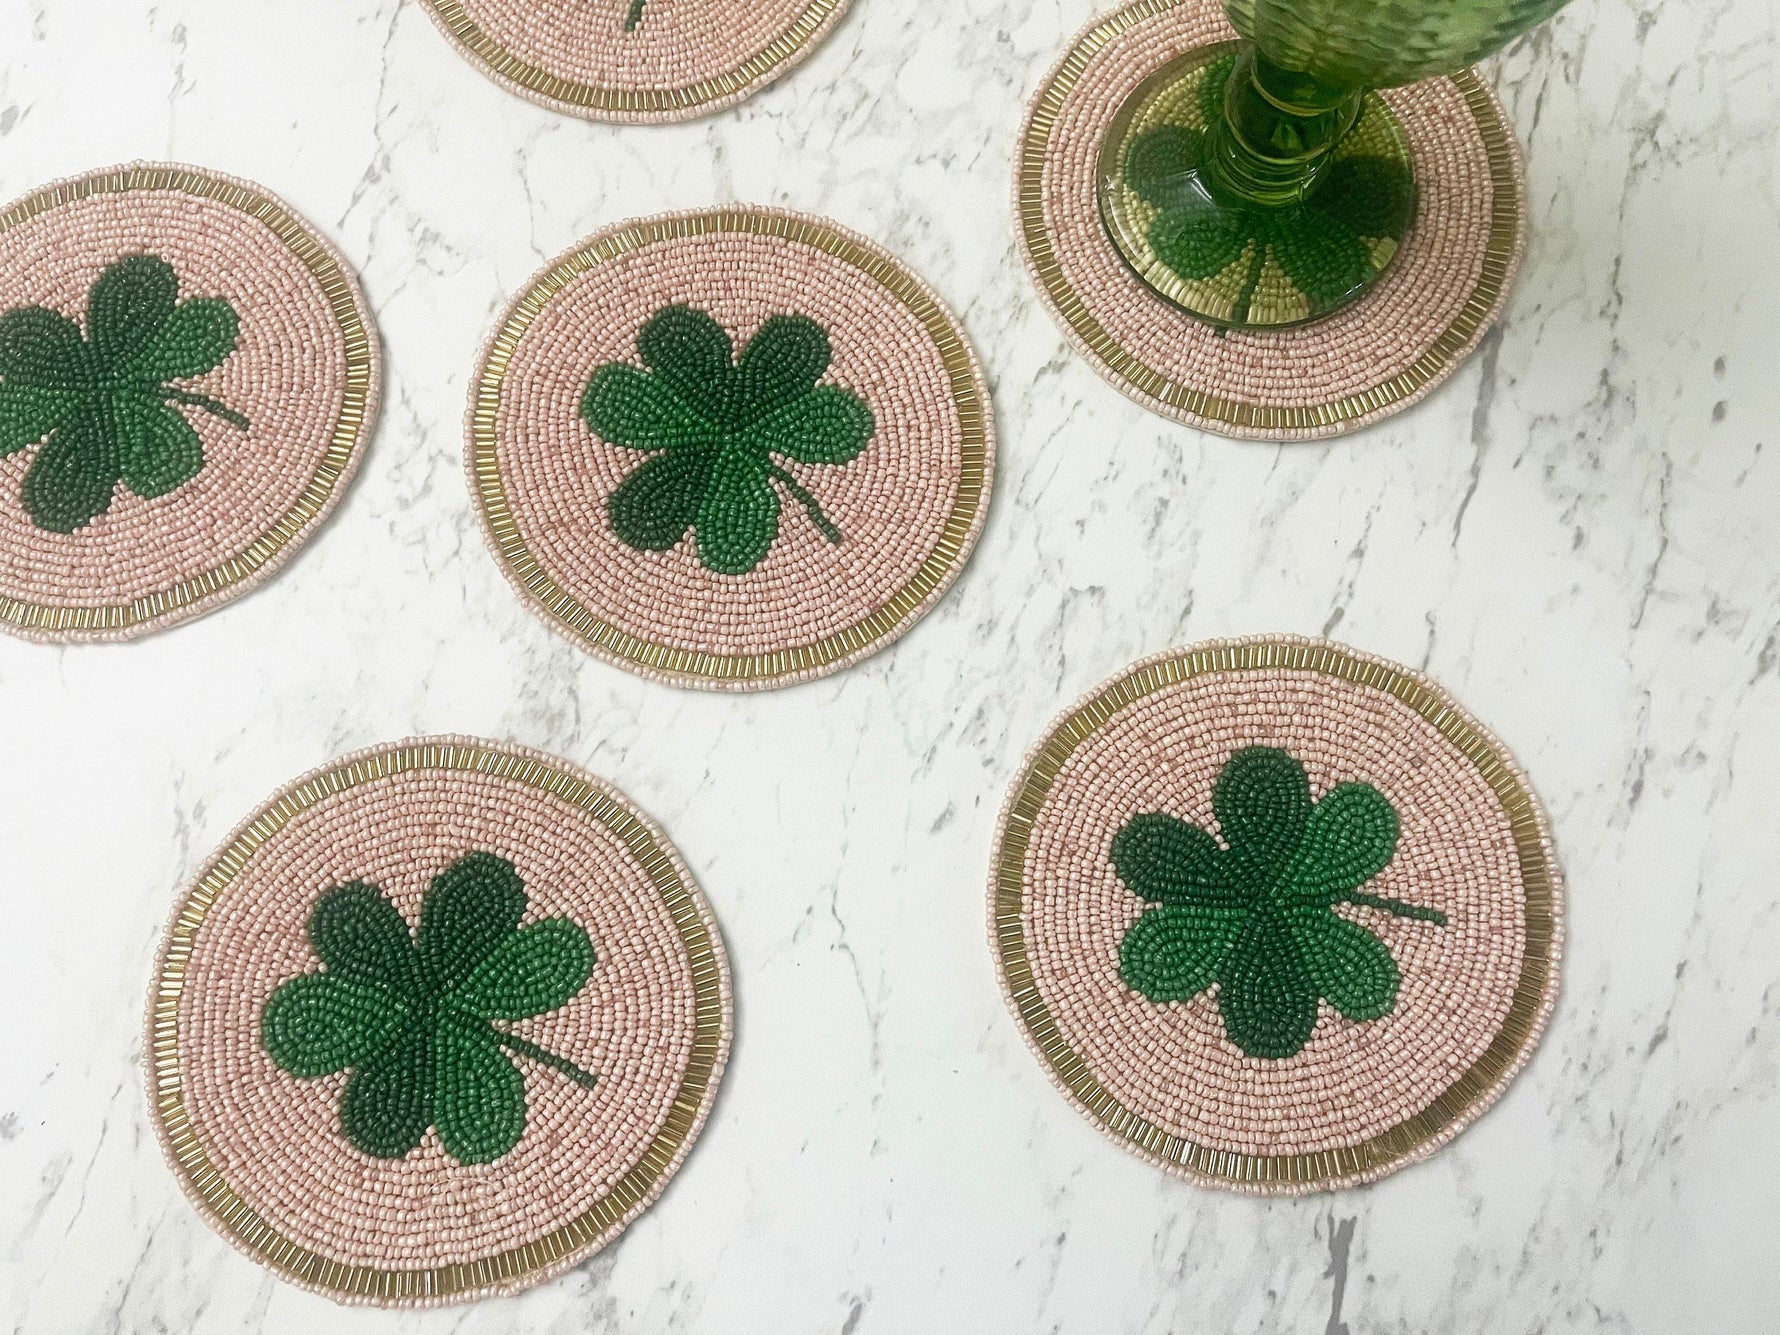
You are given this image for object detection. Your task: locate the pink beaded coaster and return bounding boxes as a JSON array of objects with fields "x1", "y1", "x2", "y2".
[
  {"x1": 990, "y1": 637, "x2": 1562, "y2": 1193},
  {"x1": 420, "y1": 0, "x2": 852, "y2": 123},
  {"x1": 147, "y1": 737, "x2": 733, "y2": 1305},
  {"x1": 0, "y1": 163, "x2": 379, "y2": 641},
  {"x1": 468, "y1": 206, "x2": 994, "y2": 691},
  {"x1": 1016, "y1": 0, "x2": 1527, "y2": 439}
]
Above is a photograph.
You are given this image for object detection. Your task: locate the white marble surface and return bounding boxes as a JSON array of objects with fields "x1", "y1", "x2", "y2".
[{"x1": 1, "y1": 0, "x2": 1776, "y2": 1329}]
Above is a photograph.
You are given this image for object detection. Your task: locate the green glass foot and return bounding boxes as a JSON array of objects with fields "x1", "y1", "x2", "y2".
[{"x1": 1097, "y1": 45, "x2": 1417, "y2": 331}]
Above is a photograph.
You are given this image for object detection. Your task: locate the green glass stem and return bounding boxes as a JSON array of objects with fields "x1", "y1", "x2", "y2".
[{"x1": 1199, "y1": 44, "x2": 1364, "y2": 211}]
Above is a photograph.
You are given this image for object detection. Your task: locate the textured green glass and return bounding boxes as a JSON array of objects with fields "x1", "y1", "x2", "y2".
[
  {"x1": 1098, "y1": 0, "x2": 1573, "y2": 329},
  {"x1": 1223, "y1": 0, "x2": 1573, "y2": 90}
]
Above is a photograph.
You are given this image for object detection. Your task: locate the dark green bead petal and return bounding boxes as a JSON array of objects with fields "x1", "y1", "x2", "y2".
[
  {"x1": 261, "y1": 974, "x2": 409, "y2": 1078},
  {"x1": 1267, "y1": 210, "x2": 1376, "y2": 314},
  {"x1": 734, "y1": 314, "x2": 830, "y2": 421},
  {"x1": 694, "y1": 443, "x2": 779, "y2": 575},
  {"x1": 0, "y1": 383, "x2": 81, "y2": 456},
  {"x1": 1217, "y1": 914, "x2": 1320, "y2": 1058},
  {"x1": 1118, "y1": 904, "x2": 1243, "y2": 1003},
  {"x1": 606, "y1": 448, "x2": 715, "y2": 552},
  {"x1": 635, "y1": 305, "x2": 735, "y2": 424},
  {"x1": 19, "y1": 406, "x2": 120, "y2": 533},
  {"x1": 338, "y1": 1020, "x2": 434, "y2": 1159},
  {"x1": 127, "y1": 297, "x2": 240, "y2": 383},
  {"x1": 417, "y1": 852, "x2": 528, "y2": 994},
  {"x1": 581, "y1": 363, "x2": 718, "y2": 447},
  {"x1": 86, "y1": 255, "x2": 178, "y2": 370},
  {"x1": 115, "y1": 394, "x2": 204, "y2": 499},
  {"x1": 1196, "y1": 50, "x2": 1236, "y2": 128},
  {"x1": 1314, "y1": 156, "x2": 1416, "y2": 242},
  {"x1": 1297, "y1": 910, "x2": 1400, "y2": 1022},
  {"x1": 1124, "y1": 126, "x2": 1207, "y2": 213},
  {"x1": 433, "y1": 1014, "x2": 527, "y2": 1165},
  {"x1": 1212, "y1": 747, "x2": 1312, "y2": 886},
  {"x1": 0, "y1": 307, "x2": 93, "y2": 389},
  {"x1": 1285, "y1": 782, "x2": 1400, "y2": 904},
  {"x1": 1110, "y1": 811, "x2": 1242, "y2": 908},
  {"x1": 449, "y1": 919, "x2": 596, "y2": 1021},
  {"x1": 745, "y1": 386, "x2": 874, "y2": 467},
  {"x1": 307, "y1": 882, "x2": 424, "y2": 996},
  {"x1": 1148, "y1": 205, "x2": 1252, "y2": 282}
]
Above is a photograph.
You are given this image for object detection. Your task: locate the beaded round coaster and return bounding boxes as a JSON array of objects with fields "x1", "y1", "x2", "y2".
[
  {"x1": 147, "y1": 737, "x2": 733, "y2": 1305},
  {"x1": 1015, "y1": 0, "x2": 1527, "y2": 439},
  {"x1": 468, "y1": 206, "x2": 994, "y2": 691},
  {"x1": 0, "y1": 163, "x2": 379, "y2": 641},
  {"x1": 420, "y1": 0, "x2": 852, "y2": 123},
  {"x1": 990, "y1": 637, "x2": 1562, "y2": 1193}
]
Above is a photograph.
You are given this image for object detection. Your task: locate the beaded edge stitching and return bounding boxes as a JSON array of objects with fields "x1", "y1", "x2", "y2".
[
  {"x1": 1012, "y1": 0, "x2": 1529, "y2": 442},
  {"x1": 985, "y1": 634, "x2": 1566, "y2": 1195},
  {"x1": 418, "y1": 0, "x2": 854, "y2": 125},
  {"x1": 463, "y1": 204, "x2": 997, "y2": 693},
  {"x1": 0, "y1": 161, "x2": 382, "y2": 644},
  {"x1": 143, "y1": 734, "x2": 736, "y2": 1306}
]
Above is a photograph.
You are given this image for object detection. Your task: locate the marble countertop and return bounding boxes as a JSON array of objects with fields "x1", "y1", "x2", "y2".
[{"x1": 1, "y1": 0, "x2": 1775, "y2": 1330}]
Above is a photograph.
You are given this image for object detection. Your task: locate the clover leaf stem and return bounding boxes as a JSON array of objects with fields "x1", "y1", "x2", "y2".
[
  {"x1": 1343, "y1": 890, "x2": 1448, "y2": 926},
  {"x1": 1228, "y1": 240, "x2": 1268, "y2": 328},
  {"x1": 161, "y1": 386, "x2": 250, "y2": 432},
  {"x1": 494, "y1": 1030, "x2": 600, "y2": 1090},
  {"x1": 624, "y1": 0, "x2": 645, "y2": 31},
  {"x1": 767, "y1": 463, "x2": 844, "y2": 544}
]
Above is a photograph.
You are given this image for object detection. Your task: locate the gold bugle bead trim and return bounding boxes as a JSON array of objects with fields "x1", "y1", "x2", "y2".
[
  {"x1": 149, "y1": 741, "x2": 728, "y2": 1301},
  {"x1": 424, "y1": 0, "x2": 846, "y2": 117},
  {"x1": 991, "y1": 638, "x2": 1558, "y2": 1188},
  {"x1": 470, "y1": 208, "x2": 990, "y2": 684},
  {"x1": 0, "y1": 165, "x2": 375, "y2": 635}
]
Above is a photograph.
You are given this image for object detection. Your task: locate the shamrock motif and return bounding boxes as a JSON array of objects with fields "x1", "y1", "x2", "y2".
[
  {"x1": 1112, "y1": 747, "x2": 1446, "y2": 1059},
  {"x1": 625, "y1": 0, "x2": 646, "y2": 30},
  {"x1": 261, "y1": 852, "x2": 598, "y2": 1166},
  {"x1": 0, "y1": 254, "x2": 247, "y2": 533},
  {"x1": 581, "y1": 304, "x2": 876, "y2": 576},
  {"x1": 1122, "y1": 54, "x2": 1414, "y2": 325}
]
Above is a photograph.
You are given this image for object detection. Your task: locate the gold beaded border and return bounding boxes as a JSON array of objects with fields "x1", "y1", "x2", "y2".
[
  {"x1": 0, "y1": 162, "x2": 378, "y2": 642},
  {"x1": 147, "y1": 737, "x2": 734, "y2": 1306},
  {"x1": 421, "y1": 0, "x2": 851, "y2": 124},
  {"x1": 468, "y1": 206, "x2": 994, "y2": 691},
  {"x1": 989, "y1": 636, "x2": 1563, "y2": 1193},
  {"x1": 1015, "y1": 0, "x2": 1527, "y2": 439}
]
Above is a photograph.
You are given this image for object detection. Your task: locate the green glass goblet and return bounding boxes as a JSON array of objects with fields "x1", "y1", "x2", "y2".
[{"x1": 1097, "y1": 0, "x2": 1572, "y2": 330}]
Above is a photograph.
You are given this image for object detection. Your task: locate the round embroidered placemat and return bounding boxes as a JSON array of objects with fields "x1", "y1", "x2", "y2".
[
  {"x1": 147, "y1": 737, "x2": 733, "y2": 1305},
  {"x1": 1015, "y1": 0, "x2": 1527, "y2": 440},
  {"x1": 468, "y1": 206, "x2": 994, "y2": 691},
  {"x1": 0, "y1": 162, "x2": 379, "y2": 641},
  {"x1": 420, "y1": 0, "x2": 852, "y2": 123},
  {"x1": 989, "y1": 637, "x2": 1562, "y2": 1193}
]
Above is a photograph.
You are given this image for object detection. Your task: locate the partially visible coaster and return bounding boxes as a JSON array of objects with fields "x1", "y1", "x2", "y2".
[
  {"x1": 0, "y1": 163, "x2": 379, "y2": 641},
  {"x1": 148, "y1": 737, "x2": 733, "y2": 1305},
  {"x1": 990, "y1": 637, "x2": 1562, "y2": 1192},
  {"x1": 421, "y1": 0, "x2": 852, "y2": 123},
  {"x1": 468, "y1": 206, "x2": 994, "y2": 691},
  {"x1": 1015, "y1": 0, "x2": 1527, "y2": 439}
]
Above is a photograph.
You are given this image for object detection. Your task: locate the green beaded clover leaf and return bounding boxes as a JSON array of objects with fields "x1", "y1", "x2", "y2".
[
  {"x1": 581, "y1": 304, "x2": 876, "y2": 576},
  {"x1": 261, "y1": 852, "x2": 598, "y2": 1166},
  {"x1": 625, "y1": 0, "x2": 646, "y2": 30},
  {"x1": 1123, "y1": 56, "x2": 1414, "y2": 325},
  {"x1": 0, "y1": 254, "x2": 247, "y2": 533},
  {"x1": 1113, "y1": 747, "x2": 1447, "y2": 1060}
]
